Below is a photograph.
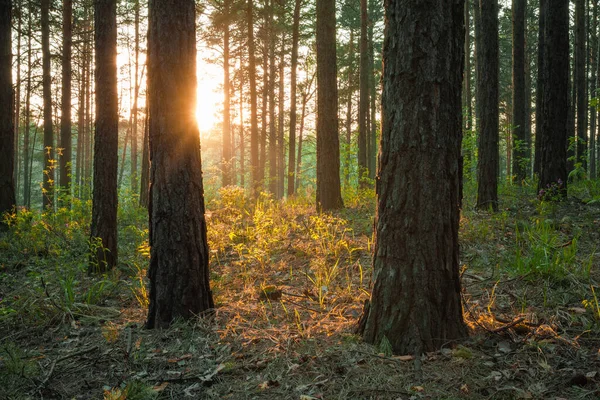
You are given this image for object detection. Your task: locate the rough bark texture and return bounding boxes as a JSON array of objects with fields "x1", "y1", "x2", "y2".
[
  {"x1": 0, "y1": 0, "x2": 15, "y2": 224},
  {"x1": 42, "y1": 0, "x2": 54, "y2": 209},
  {"x1": 268, "y1": 0, "x2": 277, "y2": 195},
  {"x1": 534, "y1": 0, "x2": 545, "y2": 176},
  {"x1": 538, "y1": 0, "x2": 569, "y2": 193},
  {"x1": 358, "y1": 0, "x2": 467, "y2": 355},
  {"x1": 22, "y1": 4, "x2": 31, "y2": 207},
  {"x1": 315, "y1": 0, "x2": 343, "y2": 211},
  {"x1": 139, "y1": 113, "x2": 149, "y2": 208},
  {"x1": 464, "y1": 1, "x2": 473, "y2": 131},
  {"x1": 512, "y1": 0, "x2": 527, "y2": 182},
  {"x1": 287, "y1": 0, "x2": 301, "y2": 196},
  {"x1": 591, "y1": 0, "x2": 598, "y2": 179},
  {"x1": 131, "y1": 0, "x2": 140, "y2": 193},
  {"x1": 60, "y1": 0, "x2": 72, "y2": 192},
  {"x1": 146, "y1": 0, "x2": 214, "y2": 329},
  {"x1": 575, "y1": 0, "x2": 587, "y2": 168},
  {"x1": 358, "y1": 0, "x2": 369, "y2": 185},
  {"x1": 90, "y1": 0, "x2": 119, "y2": 272},
  {"x1": 475, "y1": 0, "x2": 499, "y2": 211}
]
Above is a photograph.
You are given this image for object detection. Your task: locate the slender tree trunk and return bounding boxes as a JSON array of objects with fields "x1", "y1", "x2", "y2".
[
  {"x1": 590, "y1": 0, "x2": 598, "y2": 179},
  {"x1": 358, "y1": 0, "x2": 467, "y2": 355},
  {"x1": 512, "y1": 0, "x2": 527, "y2": 182},
  {"x1": 534, "y1": 0, "x2": 545, "y2": 176},
  {"x1": 14, "y1": 1, "x2": 21, "y2": 203},
  {"x1": 576, "y1": 0, "x2": 587, "y2": 168},
  {"x1": 239, "y1": 54, "x2": 246, "y2": 187},
  {"x1": 131, "y1": 0, "x2": 140, "y2": 193},
  {"x1": 368, "y1": 6, "x2": 377, "y2": 181},
  {"x1": 247, "y1": 0, "x2": 260, "y2": 193},
  {"x1": 23, "y1": 1, "x2": 31, "y2": 208},
  {"x1": 277, "y1": 30, "x2": 285, "y2": 198},
  {"x1": 287, "y1": 0, "x2": 301, "y2": 196},
  {"x1": 0, "y1": 0, "x2": 15, "y2": 223},
  {"x1": 358, "y1": 0, "x2": 368, "y2": 186},
  {"x1": 76, "y1": 38, "x2": 85, "y2": 193},
  {"x1": 42, "y1": 0, "x2": 54, "y2": 209},
  {"x1": 90, "y1": 0, "x2": 119, "y2": 272},
  {"x1": 268, "y1": 0, "x2": 277, "y2": 195},
  {"x1": 538, "y1": 0, "x2": 569, "y2": 193},
  {"x1": 316, "y1": 0, "x2": 343, "y2": 211},
  {"x1": 344, "y1": 29, "x2": 355, "y2": 188},
  {"x1": 222, "y1": 0, "x2": 232, "y2": 187},
  {"x1": 60, "y1": 0, "x2": 73, "y2": 196},
  {"x1": 146, "y1": 0, "x2": 214, "y2": 329},
  {"x1": 296, "y1": 91, "x2": 307, "y2": 192},
  {"x1": 464, "y1": 1, "x2": 473, "y2": 131},
  {"x1": 475, "y1": 0, "x2": 499, "y2": 211}
]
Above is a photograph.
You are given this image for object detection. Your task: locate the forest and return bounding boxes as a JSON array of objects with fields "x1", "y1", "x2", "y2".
[{"x1": 0, "y1": 0, "x2": 600, "y2": 398}]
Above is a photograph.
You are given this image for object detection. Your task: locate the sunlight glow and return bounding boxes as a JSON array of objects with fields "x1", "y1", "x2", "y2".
[{"x1": 195, "y1": 51, "x2": 222, "y2": 137}]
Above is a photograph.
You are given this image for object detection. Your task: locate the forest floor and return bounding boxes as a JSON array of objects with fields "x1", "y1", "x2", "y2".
[{"x1": 1, "y1": 182, "x2": 600, "y2": 399}]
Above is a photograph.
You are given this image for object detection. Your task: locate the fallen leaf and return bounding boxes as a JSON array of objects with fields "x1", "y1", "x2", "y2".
[
  {"x1": 460, "y1": 383, "x2": 469, "y2": 394},
  {"x1": 393, "y1": 355, "x2": 414, "y2": 362},
  {"x1": 411, "y1": 386, "x2": 424, "y2": 392},
  {"x1": 153, "y1": 382, "x2": 168, "y2": 392}
]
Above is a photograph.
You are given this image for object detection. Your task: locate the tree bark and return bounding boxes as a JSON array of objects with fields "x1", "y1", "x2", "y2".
[
  {"x1": 60, "y1": 0, "x2": 73, "y2": 195},
  {"x1": 139, "y1": 111, "x2": 149, "y2": 208},
  {"x1": 575, "y1": 0, "x2": 587, "y2": 168},
  {"x1": 475, "y1": 0, "x2": 499, "y2": 211},
  {"x1": 268, "y1": 0, "x2": 277, "y2": 195},
  {"x1": 146, "y1": 0, "x2": 214, "y2": 328},
  {"x1": 131, "y1": 0, "x2": 140, "y2": 193},
  {"x1": 464, "y1": 1, "x2": 473, "y2": 131},
  {"x1": 0, "y1": 0, "x2": 15, "y2": 224},
  {"x1": 277, "y1": 26, "x2": 285, "y2": 199},
  {"x1": 316, "y1": 0, "x2": 343, "y2": 211},
  {"x1": 344, "y1": 29, "x2": 355, "y2": 188},
  {"x1": 42, "y1": 0, "x2": 54, "y2": 209},
  {"x1": 222, "y1": 0, "x2": 232, "y2": 187},
  {"x1": 590, "y1": 0, "x2": 597, "y2": 179},
  {"x1": 512, "y1": 0, "x2": 527, "y2": 182},
  {"x1": 90, "y1": 0, "x2": 119, "y2": 272},
  {"x1": 23, "y1": 1, "x2": 31, "y2": 208},
  {"x1": 358, "y1": 0, "x2": 467, "y2": 355},
  {"x1": 534, "y1": 0, "x2": 545, "y2": 176},
  {"x1": 538, "y1": 0, "x2": 569, "y2": 193},
  {"x1": 358, "y1": 0, "x2": 368, "y2": 186},
  {"x1": 287, "y1": 0, "x2": 301, "y2": 196}
]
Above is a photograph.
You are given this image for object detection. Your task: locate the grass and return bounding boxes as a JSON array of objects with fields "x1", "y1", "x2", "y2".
[{"x1": 0, "y1": 181, "x2": 599, "y2": 399}]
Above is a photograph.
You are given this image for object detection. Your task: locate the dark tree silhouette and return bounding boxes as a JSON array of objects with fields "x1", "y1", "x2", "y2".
[
  {"x1": 146, "y1": 0, "x2": 214, "y2": 329},
  {"x1": 90, "y1": 0, "x2": 119, "y2": 272}
]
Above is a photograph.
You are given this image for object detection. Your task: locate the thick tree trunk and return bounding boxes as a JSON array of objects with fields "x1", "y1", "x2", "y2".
[
  {"x1": 475, "y1": 0, "x2": 499, "y2": 211},
  {"x1": 146, "y1": 0, "x2": 214, "y2": 328},
  {"x1": 0, "y1": 0, "x2": 15, "y2": 223},
  {"x1": 575, "y1": 0, "x2": 587, "y2": 168},
  {"x1": 60, "y1": 0, "x2": 72, "y2": 195},
  {"x1": 358, "y1": 0, "x2": 368, "y2": 186},
  {"x1": 358, "y1": 0, "x2": 467, "y2": 355},
  {"x1": 222, "y1": 0, "x2": 232, "y2": 187},
  {"x1": 90, "y1": 0, "x2": 119, "y2": 272},
  {"x1": 247, "y1": 0, "x2": 260, "y2": 193},
  {"x1": 139, "y1": 112, "x2": 149, "y2": 208},
  {"x1": 315, "y1": 0, "x2": 343, "y2": 211},
  {"x1": 538, "y1": 0, "x2": 569, "y2": 193},
  {"x1": 287, "y1": 0, "x2": 301, "y2": 196},
  {"x1": 512, "y1": 0, "x2": 527, "y2": 182},
  {"x1": 42, "y1": 0, "x2": 54, "y2": 209},
  {"x1": 464, "y1": 1, "x2": 473, "y2": 131}
]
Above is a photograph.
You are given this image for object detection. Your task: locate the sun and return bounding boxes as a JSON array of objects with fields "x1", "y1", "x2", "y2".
[{"x1": 195, "y1": 53, "x2": 222, "y2": 136}]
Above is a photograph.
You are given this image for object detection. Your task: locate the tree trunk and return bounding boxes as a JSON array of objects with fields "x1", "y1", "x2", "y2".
[
  {"x1": 23, "y1": 2, "x2": 31, "y2": 208},
  {"x1": 247, "y1": 0, "x2": 260, "y2": 193},
  {"x1": 538, "y1": 0, "x2": 569, "y2": 193},
  {"x1": 14, "y1": 1, "x2": 21, "y2": 203},
  {"x1": 287, "y1": 0, "x2": 301, "y2": 196},
  {"x1": 239, "y1": 52, "x2": 245, "y2": 187},
  {"x1": 0, "y1": 0, "x2": 15, "y2": 223},
  {"x1": 464, "y1": 1, "x2": 473, "y2": 131},
  {"x1": 358, "y1": 0, "x2": 368, "y2": 186},
  {"x1": 60, "y1": 0, "x2": 72, "y2": 195},
  {"x1": 268, "y1": 0, "x2": 277, "y2": 195},
  {"x1": 358, "y1": 0, "x2": 467, "y2": 355},
  {"x1": 534, "y1": 0, "x2": 545, "y2": 176},
  {"x1": 512, "y1": 0, "x2": 527, "y2": 182},
  {"x1": 139, "y1": 112, "x2": 149, "y2": 208},
  {"x1": 42, "y1": 0, "x2": 54, "y2": 209},
  {"x1": 146, "y1": 0, "x2": 214, "y2": 329},
  {"x1": 344, "y1": 29, "x2": 355, "y2": 188},
  {"x1": 90, "y1": 0, "x2": 119, "y2": 272},
  {"x1": 475, "y1": 0, "x2": 499, "y2": 211},
  {"x1": 316, "y1": 0, "x2": 343, "y2": 211},
  {"x1": 368, "y1": 7, "x2": 377, "y2": 181},
  {"x1": 222, "y1": 0, "x2": 232, "y2": 187},
  {"x1": 277, "y1": 28, "x2": 285, "y2": 199},
  {"x1": 131, "y1": 0, "x2": 140, "y2": 193},
  {"x1": 590, "y1": 0, "x2": 597, "y2": 179},
  {"x1": 576, "y1": 0, "x2": 587, "y2": 168}
]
